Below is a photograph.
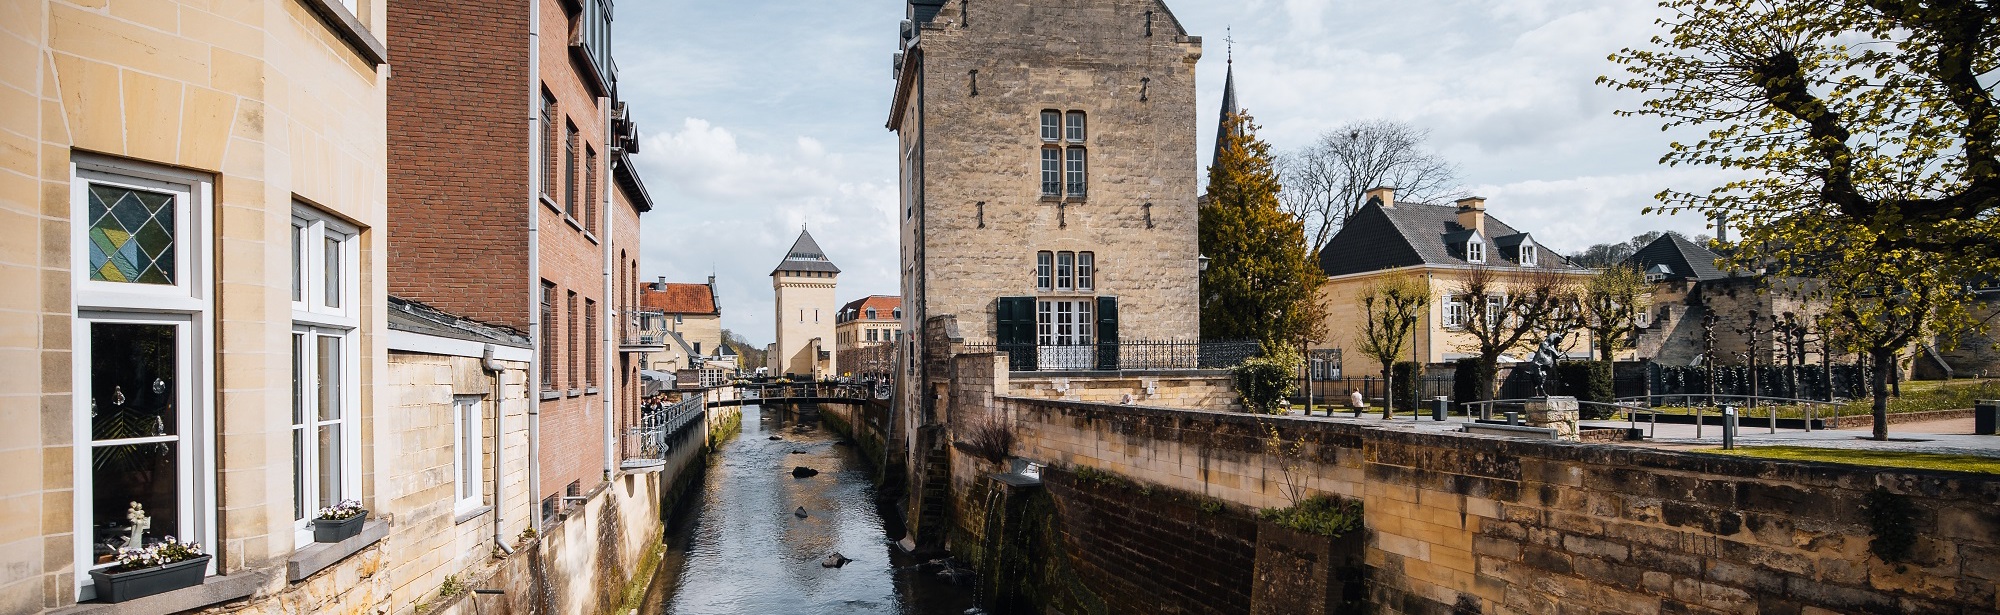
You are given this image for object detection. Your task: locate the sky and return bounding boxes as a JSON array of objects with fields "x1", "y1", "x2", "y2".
[{"x1": 616, "y1": 0, "x2": 1723, "y2": 346}]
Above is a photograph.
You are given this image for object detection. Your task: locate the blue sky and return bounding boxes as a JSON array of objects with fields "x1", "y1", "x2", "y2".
[{"x1": 616, "y1": 0, "x2": 1720, "y2": 345}]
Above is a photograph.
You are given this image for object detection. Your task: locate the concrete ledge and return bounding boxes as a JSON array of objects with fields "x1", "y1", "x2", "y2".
[
  {"x1": 287, "y1": 520, "x2": 389, "y2": 582},
  {"x1": 52, "y1": 568, "x2": 270, "y2": 615},
  {"x1": 454, "y1": 506, "x2": 494, "y2": 526},
  {"x1": 1462, "y1": 423, "x2": 1560, "y2": 439}
]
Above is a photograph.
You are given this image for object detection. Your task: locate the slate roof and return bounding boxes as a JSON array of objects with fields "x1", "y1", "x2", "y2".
[
  {"x1": 1318, "y1": 201, "x2": 1582, "y2": 277},
  {"x1": 772, "y1": 229, "x2": 841, "y2": 275},
  {"x1": 387, "y1": 296, "x2": 530, "y2": 348},
  {"x1": 1213, "y1": 63, "x2": 1238, "y2": 169},
  {"x1": 641, "y1": 283, "x2": 718, "y2": 315},
  {"x1": 1624, "y1": 233, "x2": 1726, "y2": 282}
]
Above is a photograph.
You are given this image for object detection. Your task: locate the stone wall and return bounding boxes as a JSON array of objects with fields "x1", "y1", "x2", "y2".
[
  {"x1": 1009, "y1": 370, "x2": 1241, "y2": 411},
  {"x1": 943, "y1": 352, "x2": 1998, "y2": 614}
]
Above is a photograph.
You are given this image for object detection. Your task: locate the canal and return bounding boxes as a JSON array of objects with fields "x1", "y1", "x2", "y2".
[{"x1": 646, "y1": 404, "x2": 981, "y2": 615}]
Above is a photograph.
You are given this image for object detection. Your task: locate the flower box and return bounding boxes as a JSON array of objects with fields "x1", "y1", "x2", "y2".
[
  {"x1": 313, "y1": 511, "x2": 367, "y2": 543},
  {"x1": 88, "y1": 554, "x2": 210, "y2": 603}
]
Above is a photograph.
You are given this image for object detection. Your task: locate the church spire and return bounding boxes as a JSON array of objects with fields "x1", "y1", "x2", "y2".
[{"x1": 1213, "y1": 29, "x2": 1240, "y2": 169}]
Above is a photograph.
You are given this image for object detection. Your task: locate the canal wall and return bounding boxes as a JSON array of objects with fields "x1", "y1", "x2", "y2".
[
  {"x1": 935, "y1": 357, "x2": 2000, "y2": 614},
  {"x1": 1009, "y1": 370, "x2": 1242, "y2": 411},
  {"x1": 427, "y1": 404, "x2": 739, "y2": 615}
]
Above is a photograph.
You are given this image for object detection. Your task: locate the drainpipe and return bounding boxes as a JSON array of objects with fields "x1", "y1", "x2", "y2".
[
  {"x1": 526, "y1": 0, "x2": 544, "y2": 535},
  {"x1": 601, "y1": 98, "x2": 616, "y2": 481},
  {"x1": 482, "y1": 345, "x2": 515, "y2": 555}
]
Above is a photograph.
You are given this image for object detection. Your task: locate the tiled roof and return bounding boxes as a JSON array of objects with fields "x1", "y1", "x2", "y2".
[
  {"x1": 1624, "y1": 233, "x2": 1726, "y2": 282},
  {"x1": 839, "y1": 295, "x2": 902, "y2": 323},
  {"x1": 642, "y1": 283, "x2": 718, "y2": 315},
  {"x1": 772, "y1": 229, "x2": 841, "y2": 275},
  {"x1": 1318, "y1": 201, "x2": 1583, "y2": 277}
]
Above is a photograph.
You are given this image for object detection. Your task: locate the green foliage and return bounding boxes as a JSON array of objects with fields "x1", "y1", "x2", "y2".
[
  {"x1": 1452, "y1": 358, "x2": 1488, "y2": 408},
  {"x1": 1198, "y1": 499, "x2": 1226, "y2": 515},
  {"x1": 1863, "y1": 488, "x2": 1919, "y2": 564},
  {"x1": 1258, "y1": 494, "x2": 1364, "y2": 538},
  {"x1": 1581, "y1": 264, "x2": 1650, "y2": 361},
  {"x1": 1357, "y1": 273, "x2": 1432, "y2": 400},
  {"x1": 1201, "y1": 110, "x2": 1325, "y2": 348},
  {"x1": 1452, "y1": 266, "x2": 1582, "y2": 402},
  {"x1": 438, "y1": 574, "x2": 467, "y2": 599},
  {"x1": 1234, "y1": 346, "x2": 1301, "y2": 414},
  {"x1": 1557, "y1": 361, "x2": 1615, "y2": 416},
  {"x1": 1711, "y1": 445, "x2": 2000, "y2": 475},
  {"x1": 1391, "y1": 361, "x2": 1423, "y2": 412},
  {"x1": 1071, "y1": 465, "x2": 1126, "y2": 489}
]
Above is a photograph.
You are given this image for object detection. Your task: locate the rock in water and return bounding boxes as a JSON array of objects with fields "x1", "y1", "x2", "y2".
[
  {"x1": 794, "y1": 506, "x2": 808, "y2": 518},
  {"x1": 820, "y1": 552, "x2": 852, "y2": 568},
  {"x1": 789, "y1": 450, "x2": 806, "y2": 455},
  {"x1": 768, "y1": 435, "x2": 782, "y2": 441},
  {"x1": 791, "y1": 466, "x2": 820, "y2": 478}
]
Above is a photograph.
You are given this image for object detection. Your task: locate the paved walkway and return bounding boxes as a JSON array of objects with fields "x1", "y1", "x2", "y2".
[{"x1": 1277, "y1": 408, "x2": 2000, "y2": 459}]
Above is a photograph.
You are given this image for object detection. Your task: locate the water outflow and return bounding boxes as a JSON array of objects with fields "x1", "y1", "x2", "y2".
[{"x1": 657, "y1": 405, "x2": 979, "y2": 615}]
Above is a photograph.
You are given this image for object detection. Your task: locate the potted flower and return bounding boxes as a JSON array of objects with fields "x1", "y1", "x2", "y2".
[
  {"x1": 90, "y1": 535, "x2": 209, "y2": 603},
  {"x1": 312, "y1": 499, "x2": 367, "y2": 543}
]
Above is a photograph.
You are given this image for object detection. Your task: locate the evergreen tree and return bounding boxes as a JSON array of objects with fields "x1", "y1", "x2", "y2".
[{"x1": 1200, "y1": 111, "x2": 1324, "y2": 349}]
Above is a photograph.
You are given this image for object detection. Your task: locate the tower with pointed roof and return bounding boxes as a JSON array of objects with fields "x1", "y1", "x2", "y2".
[
  {"x1": 770, "y1": 228, "x2": 841, "y2": 378},
  {"x1": 1213, "y1": 29, "x2": 1239, "y2": 169}
]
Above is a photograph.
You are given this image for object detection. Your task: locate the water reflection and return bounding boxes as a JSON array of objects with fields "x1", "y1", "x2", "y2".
[{"x1": 658, "y1": 405, "x2": 979, "y2": 615}]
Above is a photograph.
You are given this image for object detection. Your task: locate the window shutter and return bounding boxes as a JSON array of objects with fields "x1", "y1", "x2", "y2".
[
  {"x1": 1095, "y1": 296, "x2": 1119, "y2": 370},
  {"x1": 996, "y1": 296, "x2": 1036, "y2": 371}
]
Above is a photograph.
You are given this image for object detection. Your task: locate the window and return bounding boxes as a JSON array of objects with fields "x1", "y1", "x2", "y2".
[
  {"x1": 541, "y1": 282, "x2": 557, "y2": 390},
  {"x1": 1036, "y1": 251, "x2": 1053, "y2": 290},
  {"x1": 289, "y1": 204, "x2": 358, "y2": 546},
  {"x1": 1065, "y1": 148, "x2": 1087, "y2": 198},
  {"x1": 1040, "y1": 148, "x2": 1061, "y2": 197},
  {"x1": 454, "y1": 397, "x2": 484, "y2": 514},
  {"x1": 292, "y1": 206, "x2": 356, "y2": 319},
  {"x1": 814, "y1": 309, "x2": 820, "y2": 323},
  {"x1": 893, "y1": 308, "x2": 902, "y2": 319},
  {"x1": 72, "y1": 157, "x2": 215, "y2": 594},
  {"x1": 1467, "y1": 238, "x2": 1485, "y2": 263},
  {"x1": 1065, "y1": 111, "x2": 1086, "y2": 143},
  {"x1": 868, "y1": 329, "x2": 878, "y2": 342},
  {"x1": 1443, "y1": 295, "x2": 1466, "y2": 328},
  {"x1": 1485, "y1": 296, "x2": 1505, "y2": 329},
  {"x1": 1056, "y1": 251, "x2": 1074, "y2": 291},
  {"x1": 567, "y1": 291, "x2": 579, "y2": 389},
  {"x1": 541, "y1": 93, "x2": 558, "y2": 200},
  {"x1": 1040, "y1": 110, "x2": 1060, "y2": 142},
  {"x1": 584, "y1": 146, "x2": 598, "y2": 234},
  {"x1": 585, "y1": 298, "x2": 598, "y2": 387},
  {"x1": 1077, "y1": 252, "x2": 1094, "y2": 291},
  {"x1": 564, "y1": 122, "x2": 579, "y2": 217},
  {"x1": 1635, "y1": 308, "x2": 1652, "y2": 328},
  {"x1": 1519, "y1": 241, "x2": 1537, "y2": 266},
  {"x1": 1035, "y1": 298, "x2": 1095, "y2": 369},
  {"x1": 866, "y1": 308, "x2": 877, "y2": 319},
  {"x1": 674, "y1": 314, "x2": 683, "y2": 325}
]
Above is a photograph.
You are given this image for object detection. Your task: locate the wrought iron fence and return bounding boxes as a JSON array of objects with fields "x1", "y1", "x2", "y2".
[
  {"x1": 964, "y1": 339, "x2": 1261, "y2": 372},
  {"x1": 622, "y1": 394, "x2": 705, "y2": 469}
]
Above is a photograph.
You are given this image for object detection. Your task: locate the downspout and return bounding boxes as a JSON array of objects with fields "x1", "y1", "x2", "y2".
[
  {"x1": 482, "y1": 345, "x2": 515, "y2": 555},
  {"x1": 601, "y1": 98, "x2": 616, "y2": 480},
  {"x1": 526, "y1": 0, "x2": 544, "y2": 534}
]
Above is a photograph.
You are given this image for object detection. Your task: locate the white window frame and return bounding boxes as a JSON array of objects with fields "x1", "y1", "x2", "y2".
[
  {"x1": 1635, "y1": 308, "x2": 1652, "y2": 328},
  {"x1": 1077, "y1": 252, "x2": 1095, "y2": 291},
  {"x1": 1040, "y1": 110, "x2": 1061, "y2": 142},
  {"x1": 1485, "y1": 296, "x2": 1506, "y2": 329},
  {"x1": 1056, "y1": 251, "x2": 1074, "y2": 291},
  {"x1": 291, "y1": 325, "x2": 360, "y2": 546},
  {"x1": 1442, "y1": 295, "x2": 1466, "y2": 329},
  {"x1": 1035, "y1": 251, "x2": 1053, "y2": 291},
  {"x1": 70, "y1": 156, "x2": 217, "y2": 598},
  {"x1": 1519, "y1": 241, "x2": 1537, "y2": 266},
  {"x1": 293, "y1": 204, "x2": 360, "y2": 328},
  {"x1": 453, "y1": 396, "x2": 485, "y2": 515},
  {"x1": 1466, "y1": 237, "x2": 1486, "y2": 264}
]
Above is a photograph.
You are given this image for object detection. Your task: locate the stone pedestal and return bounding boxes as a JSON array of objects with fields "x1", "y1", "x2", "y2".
[{"x1": 1525, "y1": 396, "x2": 1580, "y2": 441}]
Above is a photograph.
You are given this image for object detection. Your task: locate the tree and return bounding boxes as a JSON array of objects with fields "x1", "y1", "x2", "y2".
[
  {"x1": 1202, "y1": 110, "x2": 1325, "y2": 348},
  {"x1": 1580, "y1": 264, "x2": 1651, "y2": 361},
  {"x1": 1355, "y1": 274, "x2": 1431, "y2": 414},
  {"x1": 721, "y1": 329, "x2": 768, "y2": 371},
  {"x1": 1802, "y1": 225, "x2": 1973, "y2": 439},
  {"x1": 1277, "y1": 120, "x2": 1464, "y2": 256},
  {"x1": 1453, "y1": 267, "x2": 1583, "y2": 401}
]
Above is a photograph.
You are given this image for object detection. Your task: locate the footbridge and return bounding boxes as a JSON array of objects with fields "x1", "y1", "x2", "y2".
[{"x1": 708, "y1": 381, "x2": 885, "y2": 407}]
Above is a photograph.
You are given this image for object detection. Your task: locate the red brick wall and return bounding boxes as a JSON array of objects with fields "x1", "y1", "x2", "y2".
[{"x1": 387, "y1": 0, "x2": 533, "y2": 331}]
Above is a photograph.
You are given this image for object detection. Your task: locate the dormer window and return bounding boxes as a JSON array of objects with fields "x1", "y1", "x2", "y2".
[
  {"x1": 1466, "y1": 237, "x2": 1485, "y2": 263},
  {"x1": 1519, "y1": 241, "x2": 1537, "y2": 266}
]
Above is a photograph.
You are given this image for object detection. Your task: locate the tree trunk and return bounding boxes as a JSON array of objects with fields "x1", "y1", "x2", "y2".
[
  {"x1": 1870, "y1": 349, "x2": 1893, "y2": 441},
  {"x1": 1479, "y1": 357, "x2": 1500, "y2": 403},
  {"x1": 1380, "y1": 364, "x2": 1394, "y2": 419}
]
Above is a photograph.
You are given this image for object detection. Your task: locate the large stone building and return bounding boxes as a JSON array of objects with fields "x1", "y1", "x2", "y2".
[
  {"x1": 889, "y1": 0, "x2": 1204, "y2": 387},
  {"x1": 770, "y1": 229, "x2": 840, "y2": 379},
  {"x1": 836, "y1": 295, "x2": 903, "y2": 378},
  {"x1": 641, "y1": 276, "x2": 723, "y2": 366}
]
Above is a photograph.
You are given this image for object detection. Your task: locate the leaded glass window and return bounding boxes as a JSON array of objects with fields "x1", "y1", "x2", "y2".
[{"x1": 87, "y1": 185, "x2": 176, "y2": 285}]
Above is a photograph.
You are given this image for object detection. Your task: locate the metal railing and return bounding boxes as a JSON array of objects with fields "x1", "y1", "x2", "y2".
[
  {"x1": 1614, "y1": 394, "x2": 1845, "y2": 437},
  {"x1": 740, "y1": 381, "x2": 872, "y2": 401},
  {"x1": 964, "y1": 339, "x2": 1261, "y2": 372},
  {"x1": 623, "y1": 395, "x2": 705, "y2": 469}
]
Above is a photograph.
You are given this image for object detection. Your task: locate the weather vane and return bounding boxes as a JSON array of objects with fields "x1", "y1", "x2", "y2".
[{"x1": 1225, "y1": 26, "x2": 1233, "y2": 64}]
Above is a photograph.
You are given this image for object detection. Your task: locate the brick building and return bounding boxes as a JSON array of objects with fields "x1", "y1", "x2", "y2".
[
  {"x1": 888, "y1": 0, "x2": 1204, "y2": 408},
  {"x1": 387, "y1": 0, "x2": 652, "y2": 527}
]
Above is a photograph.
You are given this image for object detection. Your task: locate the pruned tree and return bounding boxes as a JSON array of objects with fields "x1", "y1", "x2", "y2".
[
  {"x1": 1277, "y1": 120, "x2": 1464, "y2": 255},
  {"x1": 1454, "y1": 267, "x2": 1584, "y2": 401},
  {"x1": 1801, "y1": 227, "x2": 1972, "y2": 440},
  {"x1": 1202, "y1": 110, "x2": 1325, "y2": 348},
  {"x1": 1580, "y1": 264, "x2": 1651, "y2": 361},
  {"x1": 1355, "y1": 273, "x2": 1432, "y2": 407}
]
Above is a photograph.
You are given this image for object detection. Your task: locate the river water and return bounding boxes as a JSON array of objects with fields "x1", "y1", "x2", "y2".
[{"x1": 651, "y1": 405, "x2": 981, "y2": 615}]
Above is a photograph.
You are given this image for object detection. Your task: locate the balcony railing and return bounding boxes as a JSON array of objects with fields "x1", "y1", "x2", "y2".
[
  {"x1": 621, "y1": 395, "x2": 704, "y2": 470},
  {"x1": 963, "y1": 339, "x2": 1261, "y2": 372}
]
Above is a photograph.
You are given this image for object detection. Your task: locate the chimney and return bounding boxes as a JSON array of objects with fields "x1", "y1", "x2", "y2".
[
  {"x1": 655, "y1": 276, "x2": 665, "y2": 291},
  {"x1": 1455, "y1": 197, "x2": 1488, "y2": 237},
  {"x1": 1713, "y1": 213, "x2": 1729, "y2": 243},
  {"x1": 1364, "y1": 186, "x2": 1396, "y2": 209}
]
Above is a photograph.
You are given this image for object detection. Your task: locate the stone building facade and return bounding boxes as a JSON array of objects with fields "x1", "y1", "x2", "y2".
[
  {"x1": 640, "y1": 277, "x2": 722, "y2": 367},
  {"x1": 770, "y1": 229, "x2": 840, "y2": 379},
  {"x1": 889, "y1": 0, "x2": 1205, "y2": 412}
]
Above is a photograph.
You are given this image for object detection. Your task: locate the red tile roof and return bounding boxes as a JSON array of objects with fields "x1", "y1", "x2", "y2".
[
  {"x1": 838, "y1": 295, "x2": 901, "y2": 322},
  {"x1": 642, "y1": 283, "x2": 718, "y2": 315}
]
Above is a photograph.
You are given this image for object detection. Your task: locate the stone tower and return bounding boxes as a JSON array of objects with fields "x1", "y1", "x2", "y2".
[
  {"x1": 888, "y1": 0, "x2": 1203, "y2": 374},
  {"x1": 770, "y1": 229, "x2": 840, "y2": 379}
]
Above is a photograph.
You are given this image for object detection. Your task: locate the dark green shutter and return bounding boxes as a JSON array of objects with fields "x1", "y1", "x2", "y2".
[
  {"x1": 1096, "y1": 296, "x2": 1119, "y2": 370},
  {"x1": 996, "y1": 297, "x2": 1036, "y2": 371}
]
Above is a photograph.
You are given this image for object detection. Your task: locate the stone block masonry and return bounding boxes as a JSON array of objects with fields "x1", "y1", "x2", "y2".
[{"x1": 939, "y1": 347, "x2": 1999, "y2": 614}]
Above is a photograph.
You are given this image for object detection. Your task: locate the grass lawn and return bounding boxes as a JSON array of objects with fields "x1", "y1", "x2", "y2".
[
  {"x1": 1642, "y1": 378, "x2": 2000, "y2": 419},
  {"x1": 1704, "y1": 445, "x2": 2000, "y2": 474}
]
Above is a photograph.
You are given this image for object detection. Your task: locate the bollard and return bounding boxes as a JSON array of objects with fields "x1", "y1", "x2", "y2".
[
  {"x1": 1722, "y1": 405, "x2": 1738, "y2": 450},
  {"x1": 1977, "y1": 400, "x2": 1998, "y2": 435},
  {"x1": 1504, "y1": 410, "x2": 1521, "y2": 426},
  {"x1": 1433, "y1": 396, "x2": 1449, "y2": 421}
]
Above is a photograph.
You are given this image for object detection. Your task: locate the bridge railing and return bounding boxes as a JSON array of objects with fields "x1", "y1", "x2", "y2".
[
  {"x1": 742, "y1": 381, "x2": 872, "y2": 401},
  {"x1": 963, "y1": 339, "x2": 1261, "y2": 372},
  {"x1": 622, "y1": 394, "x2": 705, "y2": 469}
]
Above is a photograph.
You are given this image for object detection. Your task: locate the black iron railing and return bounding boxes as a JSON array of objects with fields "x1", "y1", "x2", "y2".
[{"x1": 964, "y1": 339, "x2": 1261, "y2": 372}]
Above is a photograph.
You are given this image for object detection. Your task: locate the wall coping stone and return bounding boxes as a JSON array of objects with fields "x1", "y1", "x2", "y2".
[
  {"x1": 51, "y1": 568, "x2": 272, "y2": 615},
  {"x1": 1462, "y1": 423, "x2": 1560, "y2": 439},
  {"x1": 1012, "y1": 369, "x2": 1232, "y2": 379},
  {"x1": 999, "y1": 395, "x2": 2000, "y2": 500},
  {"x1": 287, "y1": 520, "x2": 390, "y2": 581}
]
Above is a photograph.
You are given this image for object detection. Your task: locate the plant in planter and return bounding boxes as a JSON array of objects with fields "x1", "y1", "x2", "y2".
[
  {"x1": 90, "y1": 504, "x2": 208, "y2": 604},
  {"x1": 313, "y1": 499, "x2": 368, "y2": 543}
]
